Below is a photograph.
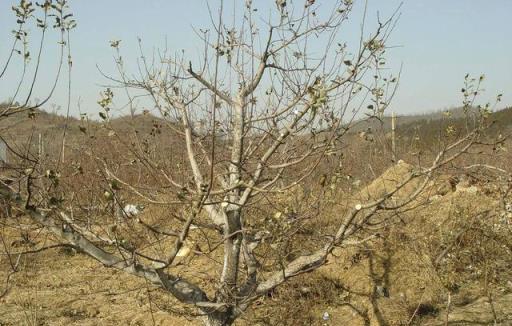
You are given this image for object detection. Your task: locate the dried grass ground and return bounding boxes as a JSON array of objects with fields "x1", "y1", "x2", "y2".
[
  {"x1": 2, "y1": 162, "x2": 512, "y2": 325},
  {"x1": 0, "y1": 248, "x2": 196, "y2": 325}
]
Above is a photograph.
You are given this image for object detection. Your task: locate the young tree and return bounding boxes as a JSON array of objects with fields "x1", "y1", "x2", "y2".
[
  {"x1": 0, "y1": 0, "x2": 75, "y2": 117},
  {"x1": 2, "y1": 1, "x2": 491, "y2": 325},
  {"x1": 0, "y1": 0, "x2": 75, "y2": 297},
  {"x1": 0, "y1": 0, "x2": 75, "y2": 167}
]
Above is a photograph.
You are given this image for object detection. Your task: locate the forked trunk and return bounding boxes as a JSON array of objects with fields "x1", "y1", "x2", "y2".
[{"x1": 203, "y1": 312, "x2": 233, "y2": 326}]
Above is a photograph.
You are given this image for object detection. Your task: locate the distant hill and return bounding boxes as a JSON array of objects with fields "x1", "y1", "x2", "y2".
[
  {"x1": 1, "y1": 105, "x2": 510, "y2": 159},
  {"x1": 350, "y1": 106, "x2": 512, "y2": 135}
]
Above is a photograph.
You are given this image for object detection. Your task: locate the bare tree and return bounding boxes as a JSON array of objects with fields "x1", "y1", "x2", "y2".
[
  {"x1": 0, "y1": 0, "x2": 75, "y2": 298},
  {"x1": 1, "y1": 1, "x2": 494, "y2": 325},
  {"x1": 0, "y1": 0, "x2": 75, "y2": 116}
]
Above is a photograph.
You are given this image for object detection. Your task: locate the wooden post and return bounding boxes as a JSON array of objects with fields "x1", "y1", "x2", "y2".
[
  {"x1": 61, "y1": 137, "x2": 65, "y2": 164},
  {"x1": 0, "y1": 139, "x2": 6, "y2": 165},
  {"x1": 38, "y1": 133, "x2": 43, "y2": 160},
  {"x1": 391, "y1": 112, "x2": 397, "y2": 163}
]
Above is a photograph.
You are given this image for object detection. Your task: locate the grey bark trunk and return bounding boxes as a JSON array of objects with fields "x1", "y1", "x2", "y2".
[{"x1": 203, "y1": 313, "x2": 233, "y2": 326}]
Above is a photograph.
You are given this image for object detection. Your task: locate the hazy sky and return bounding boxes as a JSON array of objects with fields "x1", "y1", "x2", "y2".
[{"x1": 0, "y1": 0, "x2": 510, "y2": 117}]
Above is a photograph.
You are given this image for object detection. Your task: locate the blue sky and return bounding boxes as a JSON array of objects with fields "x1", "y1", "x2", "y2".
[{"x1": 0, "y1": 0, "x2": 510, "y2": 117}]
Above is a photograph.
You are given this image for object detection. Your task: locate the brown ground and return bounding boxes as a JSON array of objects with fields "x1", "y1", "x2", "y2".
[
  {"x1": 2, "y1": 162, "x2": 511, "y2": 325},
  {"x1": 0, "y1": 249, "x2": 196, "y2": 325}
]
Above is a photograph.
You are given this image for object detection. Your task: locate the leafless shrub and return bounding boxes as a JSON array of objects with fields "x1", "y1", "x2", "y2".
[{"x1": 0, "y1": 1, "x2": 503, "y2": 325}]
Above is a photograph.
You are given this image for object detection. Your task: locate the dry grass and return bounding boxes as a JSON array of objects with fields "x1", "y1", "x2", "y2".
[{"x1": 1, "y1": 108, "x2": 512, "y2": 325}]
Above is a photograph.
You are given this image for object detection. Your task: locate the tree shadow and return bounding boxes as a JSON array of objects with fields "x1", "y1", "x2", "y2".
[{"x1": 366, "y1": 231, "x2": 393, "y2": 326}]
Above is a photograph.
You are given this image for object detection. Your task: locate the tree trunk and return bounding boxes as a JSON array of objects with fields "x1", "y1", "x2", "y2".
[{"x1": 203, "y1": 312, "x2": 234, "y2": 326}]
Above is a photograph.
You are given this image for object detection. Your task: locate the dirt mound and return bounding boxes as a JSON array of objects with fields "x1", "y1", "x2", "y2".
[
  {"x1": 356, "y1": 160, "x2": 418, "y2": 200},
  {"x1": 260, "y1": 161, "x2": 511, "y2": 325}
]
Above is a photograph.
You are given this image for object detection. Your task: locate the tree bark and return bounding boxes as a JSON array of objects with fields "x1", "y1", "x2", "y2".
[{"x1": 203, "y1": 312, "x2": 233, "y2": 326}]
